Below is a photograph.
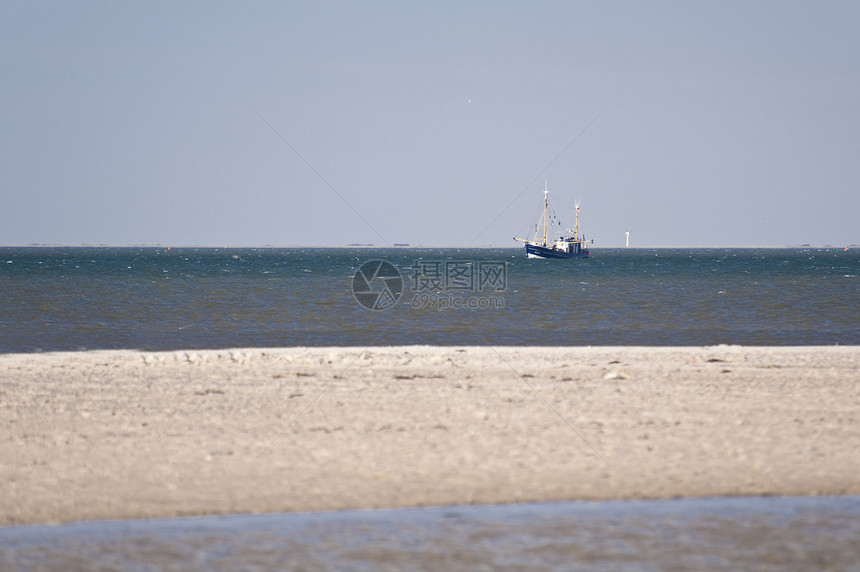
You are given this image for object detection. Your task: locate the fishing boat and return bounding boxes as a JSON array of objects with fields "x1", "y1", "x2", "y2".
[{"x1": 514, "y1": 184, "x2": 591, "y2": 259}]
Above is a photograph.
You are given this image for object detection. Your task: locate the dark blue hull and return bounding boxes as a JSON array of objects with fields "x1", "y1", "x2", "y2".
[{"x1": 525, "y1": 243, "x2": 589, "y2": 259}]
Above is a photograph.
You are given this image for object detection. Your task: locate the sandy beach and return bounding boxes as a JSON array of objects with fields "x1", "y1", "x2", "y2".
[{"x1": 1, "y1": 345, "x2": 858, "y2": 526}]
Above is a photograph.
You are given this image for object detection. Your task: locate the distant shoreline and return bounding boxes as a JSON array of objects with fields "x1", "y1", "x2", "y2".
[{"x1": 2, "y1": 244, "x2": 855, "y2": 250}]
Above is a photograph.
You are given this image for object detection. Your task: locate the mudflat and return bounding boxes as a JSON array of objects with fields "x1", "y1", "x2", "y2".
[{"x1": 1, "y1": 345, "x2": 858, "y2": 526}]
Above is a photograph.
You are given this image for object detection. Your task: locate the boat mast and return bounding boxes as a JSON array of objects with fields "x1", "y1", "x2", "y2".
[
  {"x1": 574, "y1": 200, "x2": 581, "y2": 241},
  {"x1": 543, "y1": 181, "x2": 549, "y2": 246}
]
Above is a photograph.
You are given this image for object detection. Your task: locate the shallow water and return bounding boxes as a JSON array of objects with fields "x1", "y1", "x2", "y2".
[
  {"x1": 1, "y1": 247, "x2": 858, "y2": 352},
  {"x1": 1, "y1": 496, "x2": 858, "y2": 571}
]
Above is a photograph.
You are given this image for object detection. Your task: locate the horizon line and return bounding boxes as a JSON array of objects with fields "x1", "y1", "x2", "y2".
[{"x1": 1, "y1": 243, "x2": 856, "y2": 250}]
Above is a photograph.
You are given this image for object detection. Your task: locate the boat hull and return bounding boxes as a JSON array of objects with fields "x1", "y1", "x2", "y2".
[{"x1": 524, "y1": 243, "x2": 589, "y2": 259}]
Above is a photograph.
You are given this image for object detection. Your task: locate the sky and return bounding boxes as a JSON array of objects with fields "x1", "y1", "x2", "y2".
[{"x1": 2, "y1": 1, "x2": 859, "y2": 247}]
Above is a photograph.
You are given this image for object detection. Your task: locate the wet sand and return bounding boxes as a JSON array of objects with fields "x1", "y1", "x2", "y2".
[{"x1": 1, "y1": 345, "x2": 858, "y2": 526}]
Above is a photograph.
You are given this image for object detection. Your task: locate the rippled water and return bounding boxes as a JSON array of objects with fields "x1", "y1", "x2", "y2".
[
  {"x1": 1, "y1": 247, "x2": 857, "y2": 352},
  {"x1": 2, "y1": 496, "x2": 858, "y2": 571}
]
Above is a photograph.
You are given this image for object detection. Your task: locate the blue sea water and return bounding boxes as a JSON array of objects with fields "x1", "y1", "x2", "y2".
[
  {"x1": 1, "y1": 246, "x2": 858, "y2": 353},
  {"x1": 2, "y1": 496, "x2": 859, "y2": 571}
]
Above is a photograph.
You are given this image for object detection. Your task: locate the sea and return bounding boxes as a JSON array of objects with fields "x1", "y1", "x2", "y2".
[
  {"x1": 1, "y1": 246, "x2": 858, "y2": 352},
  {"x1": 2, "y1": 246, "x2": 859, "y2": 570}
]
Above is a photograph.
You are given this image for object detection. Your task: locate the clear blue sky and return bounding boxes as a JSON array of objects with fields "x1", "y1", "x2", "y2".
[{"x1": 2, "y1": 1, "x2": 858, "y2": 247}]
